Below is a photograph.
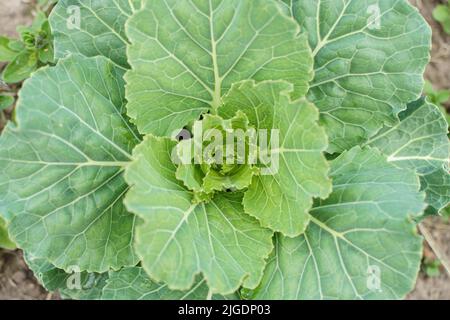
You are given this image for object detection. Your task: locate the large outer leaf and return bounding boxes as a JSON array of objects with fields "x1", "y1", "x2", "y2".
[
  {"x1": 102, "y1": 267, "x2": 239, "y2": 300},
  {"x1": 125, "y1": 0, "x2": 313, "y2": 136},
  {"x1": 124, "y1": 136, "x2": 273, "y2": 295},
  {"x1": 283, "y1": 0, "x2": 431, "y2": 152},
  {"x1": 253, "y1": 147, "x2": 425, "y2": 300},
  {"x1": 49, "y1": 0, "x2": 141, "y2": 69},
  {"x1": 219, "y1": 80, "x2": 331, "y2": 237},
  {"x1": 367, "y1": 98, "x2": 450, "y2": 212},
  {"x1": 0, "y1": 55, "x2": 140, "y2": 272}
]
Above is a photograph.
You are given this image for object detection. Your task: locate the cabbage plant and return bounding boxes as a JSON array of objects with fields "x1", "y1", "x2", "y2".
[{"x1": 0, "y1": 0, "x2": 449, "y2": 300}]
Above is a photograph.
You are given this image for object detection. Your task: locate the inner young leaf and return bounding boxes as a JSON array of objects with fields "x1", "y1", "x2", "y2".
[{"x1": 175, "y1": 112, "x2": 259, "y2": 202}]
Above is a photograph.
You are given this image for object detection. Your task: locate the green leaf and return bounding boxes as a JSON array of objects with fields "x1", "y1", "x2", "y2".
[
  {"x1": 286, "y1": 0, "x2": 432, "y2": 152},
  {"x1": 124, "y1": 135, "x2": 274, "y2": 294},
  {"x1": 252, "y1": 147, "x2": 425, "y2": 300},
  {"x1": 175, "y1": 161, "x2": 205, "y2": 195},
  {"x1": 203, "y1": 165, "x2": 257, "y2": 194},
  {"x1": 38, "y1": 45, "x2": 54, "y2": 64},
  {"x1": 219, "y1": 80, "x2": 331, "y2": 237},
  {"x1": 126, "y1": 0, "x2": 313, "y2": 136},
  {"x1": 367, "y1": 99, "x2": 449, "y2": 175},
  {"x1": 25, "y1": 254, "x2": 108, "y2": 300},
  {"x1": 424, "y1": 80, "x2": 450, "y2": 107},
  {"x1": 0, "y1": 95, "x2": 14, "y2": 111},
  {"x1": 49, "y1": 0, "x2": 140, "y2": 69},
  {"x1": 420, "y1": 168, "x2": 450, "y2": 213},
  {"x1": 442, "y1": 205, "x2": 450, "y2": 220},
  {"x1": 435, "y1": 91, "x2": 450, "y2": 105},
  {"x1": 366, "y1": 98, "x2": 450, "y2": 212},
  {"x1": 0, "y1": 36, "x2": 19, "y2": 62},
  {"x1": 102, "y1": 267, "x2": 216, "y2": 300},
  {"x1": 8, "y1": 40, "x2": 25, "y2": 52},
  {"x1": 0, "y1": 55, "x2": 140, "y2": 272},
  {"x1": 0, "y1": 216, "x2": 16, "y2": 250},
  {"x1": 37, "y1": 21, "x2": 55, "y2": 64},
  {"x1": 422, "y1": 81, "x2": 450, "y2": 138},
  {"x1": 423, "y1": 259, "x2": 442, "y2": 278},
  {"x1": 31, "y1": 11, "x2": 48, "y2": 32},
  {"x1": 2, "y1": 50, "x2": 38, "y2": 84},
  {"x1": 433, "y1": 5, "x2": 450, "y2": 23},
  {"x1": 24, "y1": 254, "x2": 69, "y2": 292}
]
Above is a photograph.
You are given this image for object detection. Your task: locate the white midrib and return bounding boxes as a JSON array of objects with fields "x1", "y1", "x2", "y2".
[
  {"x1": 388, "y1": 155, "x2": 449, "y2": 163},
  {"x1": 312, "y1": 0, "x2": 353, "y2": 56},
  {"x1": 0, "y1": 158, "x2": 130, "y2": 168},
  {"x1": 309, "y1": 215, "x2": 344, "y2": 238},
  {"x1": 150, "y1": 203, "x2": 198, "y2": 268},
  {"x1": 209, "y1": 0, "x2": 222, "y2": 113}
]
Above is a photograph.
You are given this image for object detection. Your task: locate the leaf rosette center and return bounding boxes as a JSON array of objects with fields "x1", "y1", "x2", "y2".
[{"x1": 174, "y1": 111, "x2": 262, "y2": 203}]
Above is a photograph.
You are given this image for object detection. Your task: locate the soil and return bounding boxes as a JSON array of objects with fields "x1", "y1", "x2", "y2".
[
  {"x1": 407, "y1": 217, "x2": 450, "y2": 299},
  {"x1": 411, "y1": 0, "x2": 450, "y2": 95},
  {"x1": 0, "y1": 250, "x2": 51, "y2": 300},
  {"x1": 0, "y1": 0, "x2": 34, "y2": 37},
  {"x1": 0, "y1": 0, "x2": 449, "y2": 300}
]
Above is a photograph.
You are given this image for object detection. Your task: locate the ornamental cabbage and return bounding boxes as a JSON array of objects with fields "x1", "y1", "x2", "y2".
[{"x1": 0, "y1": 0, "x2": 448, "y2": 300}]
